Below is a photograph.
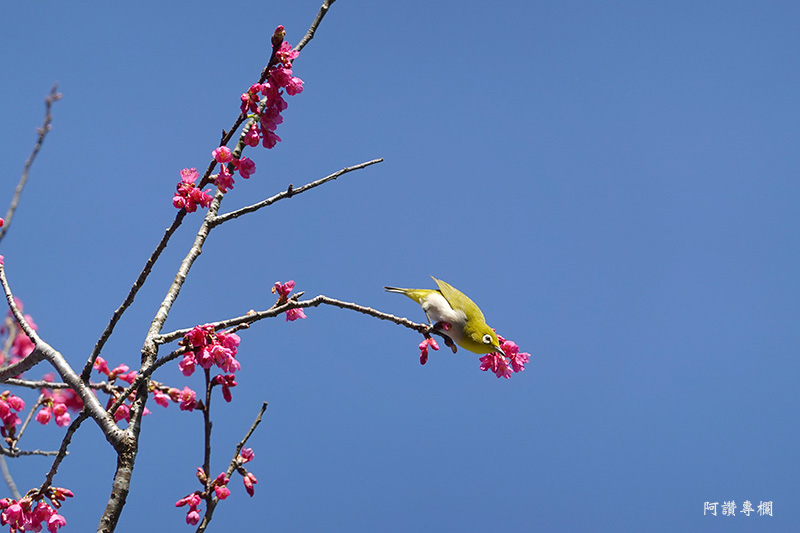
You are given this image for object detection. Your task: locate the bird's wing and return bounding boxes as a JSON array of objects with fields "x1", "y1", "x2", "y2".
[{"x1": 431, "y1": 277, "x2": 486, "y2": 323}]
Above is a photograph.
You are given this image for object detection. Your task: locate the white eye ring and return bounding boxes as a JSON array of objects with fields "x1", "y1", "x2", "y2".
[{"x1": 482, "y1": 334, "x2": 492, "y2": 344}]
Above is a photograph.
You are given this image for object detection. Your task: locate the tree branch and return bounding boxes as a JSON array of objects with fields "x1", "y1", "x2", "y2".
[
  {"x1": 212, "y1": 158, "x2": 383, "y2": 225},
  {"x1": 196, "y1": 402, "x2": 267, "y2": 533},
  {"x1": 0, "y1": 264, "x2": 125, "y2": 450},
  {"x1": 81, "y1": 210, "x2": 187, "y2": 381},
  {"x1": 0, "y1": 84, "x2": 61, "y2": 243},
  {"x1": 295, "y1": 0, "x2": 337, "y2": 53}
]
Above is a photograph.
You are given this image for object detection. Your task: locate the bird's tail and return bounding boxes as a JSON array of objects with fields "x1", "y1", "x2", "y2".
[
  {"x1": 383, "y1": 286, "x2": 407, "y2": 294},
  {"x1": 384, "y1": 286, "x2": 429, "y2": 304}
]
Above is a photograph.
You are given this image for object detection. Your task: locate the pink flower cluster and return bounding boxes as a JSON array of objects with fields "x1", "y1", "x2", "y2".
[
  {"x1": 34, "y1": 373, "x2": 84, "y2": 428},
  {"x1": 173, "y1": 168, "x2": 213, "y2": 212},
  {"x1": 272, "y1": 280, "x2": 307, "y2": 321},
  {"x1": 213, "y1": 374, "x2": 237, "y2": 403},
  {"x1": 174, "y1": 28, "x2": 302, "y2": 210},
  {"x1": 175, "y1": 492, "x2": 202, "y2": 526},
  {"x1": 210, "y1": 147, "x2": 256, "y2": 193},
  {"x1": 418, "y1": 337, "x2": 439, "y2": 365},
  {"x1": 0, "y1": 392, "x2": 24, "y2": 438},
  {"x1": 91, "y1": 357, "x2": 151, "y2": 423},
  {"x1": 0, "y1": 298, "x2": 37, "y2": 366},
  {"x1": 179, "y1": 325, "x2": 241, "y2": 377},
  {"x1": 175, "y1": 451, "x2": 260, "y2": 524},
  {"x1": 93, "y1": 356, "x2": 138, "y2": 384},
  {"x1": 0, "y1": 487, "x2": 72, "y2": 533},
  {"x1": 479, "y1": 335, "x2": 531, "y2": 379},
  {"x1": 159, "y1": 386, "x2": 199, "y2": 412},
  {"x1": 237, "y1": 447, "x2": 258, "y2": 497},
  {"x1": 239, "y1": 34, "x2": 303, "y2": 149}
]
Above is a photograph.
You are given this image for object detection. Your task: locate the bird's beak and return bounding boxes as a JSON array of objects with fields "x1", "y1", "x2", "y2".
[{"x1": 493, "y1": 344, "x2": 505, "y2": 356}]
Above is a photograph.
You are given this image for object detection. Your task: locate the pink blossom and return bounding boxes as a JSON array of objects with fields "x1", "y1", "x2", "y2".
[
  {"x1": 180, "y1": 167, "x2": 199, "y2": 184},
  {"x1": 117, "y1": 370, "x2": 137, "y2": 384},
  {"x1": 11, "y1": 327, "x2": 36, "y2": 359},
  {"x1": 270, "y1": 66, "x2": 293, "y2": 88},
  {"x1": 240, "y1": 84, "x2": 262, "y2": 114},
  {"x1": 214, "y1": 374, "x2": 237, "y2": 402},
  {"x1": 109, "y1": 364, "x2": 129, "y2": 379},
  {"x1": 243, "y1": 472, "x2": 258, "y2": 497},
  {"x1": 93, "y1": 356, "x2": 110, "y2": 376},
  {"x1": 239, "y1": 447, "x2": 255, "y2": 463},
  {"x1": 175, "y1": 493, "x2": 202, "y2": 508},
  {"x1": 36, "y1": 406, "x2": 52, "y2": 425},
  {"x1": 273, "y1": 280, "x2": 295, "y2": 300},
  {"x1": 6, "y1": 395, "x2": 24, "y2": 412},
  {"x1": 261, "y1": 129, "x2": 281, "y2": 149},
  {"x1": 212, "y1": 146, "x2": 233, "y2": 163},
  {"x1": 51, "y1": 487, "x2": 74, "y2": 502},
  {"x1": 285, "y1": 75, "x2": 304, "y2": 96},
  {"x1": 479, "y1": 353, "x2": 513, "y2": 379},
  {"x1": 174, "y1": 169, "x2": 213, "y2": 212},
  {"x1": 219, "y1": 331, "x2": 240, "y2": 351},
  {"x1": 178, "y1": 353, "x2": 196, "y2": 376},
  {"x1": 215, "y1": 165, "x2": 235, "y2": 193},
  {"x1": 243, "y1": 124, "x2": 260, "y2": 147},
  {"x1": 153, "y1": 388, "x2": 170, "y2": 408},
  {"x1": 276, "y1": 41, "x2": 299, "y2": 67},
  {"x1": 113, "y1": 404, "x2": 130, "y2": 422},
  {"x1": 418, "y1": 337, "x2": 439, "y2": 366},
  {"x1": 285, "y1": 308, "x2": 306, "y2": 322},
  {"x1": 181, "y1": 326, "x2": 241, "y2": 376},
  {"x1": 214, "y1": 485, "x2": 230, "y2": 500},
  {"x1": 186, "y1": 509, "x2": 200, "y2": 526},
  {"x1": 2, "y1": 501, "x2": 24, "y2": 528},
  {"x1": 47, "y1": 513, "x2": 66, "y2": 532},
  {"x1": 56, "y1": 408, "x2": 74, "y2": 426},
  {"x1": 178, "y1": 387, "x2": 197, "y2": 412},
  {"x1": 259, "y1": 105, "x2": 284, "y2": 131},
  {"x1": 237, "y1": 157, "x2": 256, "y2": 179}
]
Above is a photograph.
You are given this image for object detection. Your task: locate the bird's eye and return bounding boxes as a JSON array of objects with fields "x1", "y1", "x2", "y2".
[{"x1": 482, "y1": 334, "x2": 492, "y2": 345}]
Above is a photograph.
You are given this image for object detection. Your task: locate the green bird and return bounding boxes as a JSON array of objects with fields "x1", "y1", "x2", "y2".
[{"x1": 385, "y1": 277, "x2": 504, "y2": 355}]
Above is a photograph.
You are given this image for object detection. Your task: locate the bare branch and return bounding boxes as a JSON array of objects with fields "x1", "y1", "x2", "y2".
[
  {"x1": 196, "y1": 402, "x2": 268, "y2": 533},
  {"x1": 0, "y1": 456, "x2": 20, "y2": 500},
  {"x1": 0, "y1": 264, "x2": 125, "y2": 450},
  {"x1": 81, "y1": 210, "x2": 187, "y2": 381},
  {"x1": 0, "y1": 84, "x2": 61, "y2": 243},
  {"x1": 295, "y1": 0, "x2": 337, "y2": 53},
  {"x1": 212, "y1": 158, "x2": 383, "y2": 225},
  {"x1": 4, "y1": 378, "x2": 115, "y2": 392},
  {"x1": 0, "y1": 447, "x2": 61, "y2": 457},
  {"x1": 39, "y1": 410, "x2": 88, "y2": 493},
  {"x1": 13, "y1": 394, "x2": 44, "y2": 447}
]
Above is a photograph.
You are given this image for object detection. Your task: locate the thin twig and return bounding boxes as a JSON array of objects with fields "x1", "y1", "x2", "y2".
[
  {"x1": 295, "y1": 0, "x2": 337, "y2": 53},
  {"x1": 13, "y1": 395, "x2": 44, "y2": 446},
  {"x1": 202, "y1": 369, "x2": 213, "y2": 490},
  {"x1": 159, "y1": 294, "x2": 429, "y2": 347},
  {"x1": 0, "y1": 448, "x2": 61, "y2": 457},
  {"x1": 196, "y1": 402, "x2": 268, "y2": 533},
  {"x1": 212, "y1": 158, "x2": 383, "y2": 225},
  {"x1": 39, "y1": 411, "x2": 88, "y2": 493},
  {"x1": 81, "y1": 210, "x2": 187, "y2": 381},
  {"x1": 5, "y1": 378, "x2": 116, "y2": 392},
  {"x1": 0, "y1": 84, "x2": 61, "y2": 243},
  {"x1": 0, "y1": 456, "x2": 21, "y2": 500}
]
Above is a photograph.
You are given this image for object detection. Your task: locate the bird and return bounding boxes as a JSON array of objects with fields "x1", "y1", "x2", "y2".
[{"x1": 384, "y1": 276, "x2": 504, "y2": 355}]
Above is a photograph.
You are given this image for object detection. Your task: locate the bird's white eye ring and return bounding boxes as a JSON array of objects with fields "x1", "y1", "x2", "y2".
[{"x1": 482, "y1": 334, "x2": 492, "y2": 344}]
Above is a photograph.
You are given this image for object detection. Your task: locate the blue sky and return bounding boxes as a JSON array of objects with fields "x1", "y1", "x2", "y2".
[{"x1": 0, "y1": 1, "x2": 798, "y2": 531}]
